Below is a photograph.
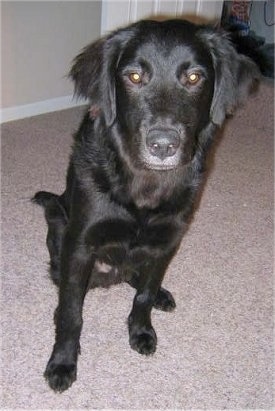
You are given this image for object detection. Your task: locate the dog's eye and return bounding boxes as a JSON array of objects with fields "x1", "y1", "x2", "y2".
[
  {"x1": 187, "y1": 72, "x2": 200, "y2": 85},
  {"x1": 129, "y1": 72, "x2": 142, "y2": 84}
]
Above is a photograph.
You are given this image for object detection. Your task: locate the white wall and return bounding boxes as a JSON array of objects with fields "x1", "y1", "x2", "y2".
[
  {"x1": 101, "y1": 0, "x2": 223, "y2": 34},
  {"x1": 1, "y1": 1, "x2": 102, "y2": 122}
]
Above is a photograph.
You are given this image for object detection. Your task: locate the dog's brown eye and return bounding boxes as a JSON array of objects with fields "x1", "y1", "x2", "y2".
[
  {"x1": 129, "y1": 73, "x2": 142, "y2": 84},
  {"x1": 187, "y1": 72, "x2": 200, "y2": 85}
]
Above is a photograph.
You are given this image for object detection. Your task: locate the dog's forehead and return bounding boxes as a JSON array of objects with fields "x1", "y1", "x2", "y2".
[
  {"x1": 130, "y1": 40, "x2": 199, "y2": 60},
  {"x1": 118, "y1": 21, "x2": 210, "y2": 67},
  {"x1": 120, "y1": 34, "x2": 209, "y2": 69}
]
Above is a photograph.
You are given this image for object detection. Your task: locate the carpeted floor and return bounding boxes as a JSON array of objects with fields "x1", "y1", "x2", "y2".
[{"x1": 1, "y1": 81, "x2": 274, "y2": 409}]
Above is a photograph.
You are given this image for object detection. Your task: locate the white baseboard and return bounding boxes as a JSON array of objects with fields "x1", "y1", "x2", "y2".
[{"x1": 0, "y1": 95, "x2": 87, "y2": 123}]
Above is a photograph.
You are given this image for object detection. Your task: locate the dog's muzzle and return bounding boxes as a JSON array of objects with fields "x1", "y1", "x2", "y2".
[
  {"x1": 146, "y1": 128, "x2": 180, "y2": 160},
  {"x1": 143, "y1": 127, "x2": 181, "y2": 170}
]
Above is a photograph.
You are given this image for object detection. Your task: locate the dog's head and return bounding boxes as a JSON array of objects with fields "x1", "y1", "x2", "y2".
[{"x1": 70, "y1": 19, "x2": 259, "y2": 171}]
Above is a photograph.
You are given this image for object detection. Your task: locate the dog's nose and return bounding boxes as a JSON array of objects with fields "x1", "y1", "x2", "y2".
[{"x1": 146, "y1": 129, "x2": 180, "y2": 160}]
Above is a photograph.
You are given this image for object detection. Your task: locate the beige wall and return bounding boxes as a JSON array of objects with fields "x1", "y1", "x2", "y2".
[{"x1": 1, "y1": 1, "x2": 102, "y2": 109}]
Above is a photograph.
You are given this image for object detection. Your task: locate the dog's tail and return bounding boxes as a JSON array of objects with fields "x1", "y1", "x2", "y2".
[
  {"x1": 228, "y1": 27, "x2": 274, "y2": 78},
  {"x1": 32, "y1": 190, "x2": 69, "y2": 229},
  {"x1": 32, "y1": 191, "x2": 60, "y2": 208}
]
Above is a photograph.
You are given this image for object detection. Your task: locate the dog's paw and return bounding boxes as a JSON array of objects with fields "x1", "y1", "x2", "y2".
[
  {"x1": 154, "y1": 287, "x2": 176, "y2": 312},
  {"x1": 129, "y1": 327, "x2": 157, "y2": 355},
  {"x1": 44, "y1": 361, "x2": 77, "y2": 393}
]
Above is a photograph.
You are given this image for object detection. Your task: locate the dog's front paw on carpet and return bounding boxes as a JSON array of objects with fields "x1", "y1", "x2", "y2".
[
  {"x1": 130, "y1": 328, "x2": 157, "y2": 355},
  {"x1": 44, "y1": 362, "x2": 76, "y2": 393}
]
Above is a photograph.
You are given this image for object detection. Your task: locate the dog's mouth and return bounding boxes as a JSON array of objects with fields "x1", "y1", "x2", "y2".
[{"x1": 143, "y1": 160, "x2": 179, "y2": 171}]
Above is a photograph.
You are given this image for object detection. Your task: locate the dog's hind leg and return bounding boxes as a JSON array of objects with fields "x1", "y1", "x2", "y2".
[
  {"x1": 33, "y1": 191, "x2": 68, "y2": 286},
  {"x1": 153, "y1": 287, "x2": 176, "y2": 311},
  {"x1": 128, "y1": 277, "x2": 176, "y2": 312}
]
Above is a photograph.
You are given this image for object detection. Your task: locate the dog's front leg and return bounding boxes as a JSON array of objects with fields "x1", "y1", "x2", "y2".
[
  {"x1": 44, "y1": 231, "x2": 92, "y2": 392},
  {"x1": 128, "y1": 254, "x2": 173, "y2": 355}
]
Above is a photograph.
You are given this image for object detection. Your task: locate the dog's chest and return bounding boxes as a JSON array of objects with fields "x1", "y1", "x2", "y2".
[{"x1": 87, "y1": 216, "x2": 178, "y2": 287}]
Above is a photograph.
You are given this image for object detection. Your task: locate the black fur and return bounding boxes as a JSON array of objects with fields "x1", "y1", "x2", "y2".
[{"x1": 33, "y1": 19, "x2": 260, "y2": 392}]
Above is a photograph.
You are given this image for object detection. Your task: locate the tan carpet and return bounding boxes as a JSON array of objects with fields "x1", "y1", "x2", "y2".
[{"x1": 1, "y1": 81, "x2": 274, "y2": 409}]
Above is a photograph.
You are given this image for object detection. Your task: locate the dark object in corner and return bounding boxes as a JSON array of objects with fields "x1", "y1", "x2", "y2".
[{"x1": 225, "y1": 23, "x2": 274, "y2": 78}]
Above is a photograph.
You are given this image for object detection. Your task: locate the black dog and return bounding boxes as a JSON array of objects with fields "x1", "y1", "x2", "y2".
[{"x1": 33, "y1": 19, "x2": 260, "y2": 392}]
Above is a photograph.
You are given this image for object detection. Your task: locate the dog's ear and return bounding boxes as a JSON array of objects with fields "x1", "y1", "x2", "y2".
[
  {"x1": 198, "y1": 29, "x2": 260, "y2": 126},
  {"x1": 70, "y1": 38, "x2": 104, "y2": 106},
  {"x1": 70, "y1": 28, "x2": 134, "y2": 126}
]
